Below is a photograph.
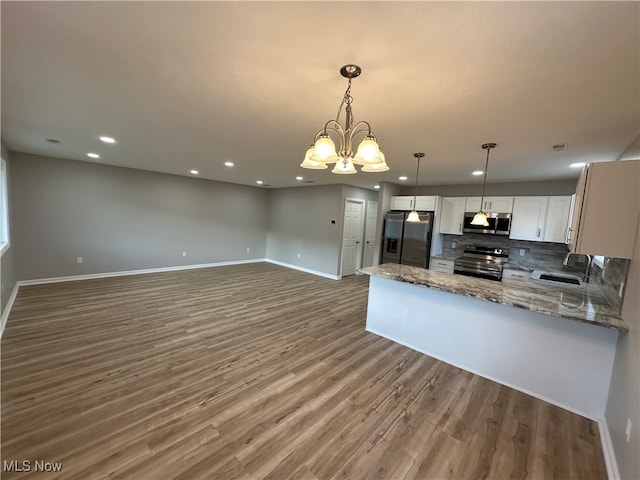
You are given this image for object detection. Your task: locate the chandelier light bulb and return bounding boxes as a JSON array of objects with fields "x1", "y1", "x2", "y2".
[
  {"x1": 353, "y1": 136, "x2": 382, "y2": 165},
  {"x1": 310, "y1": 135, "x2": 339, "y2": 163}
]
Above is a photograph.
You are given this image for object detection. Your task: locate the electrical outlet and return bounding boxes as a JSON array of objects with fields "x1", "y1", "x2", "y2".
[
  {"x1": 519, "y1": 249, "x2": 526, "y2": 257},
  {"x1": 76, "y1": 256, "x2": 83, "y2": 264},
  {"x1": 182, "y1": 251, "x2": 187, "y2": 257},
  {"x1": 297, "y1": 253, "x2": 301, "y2": 259},
  {"x1": 246, "y1": 247, "x2": 251, "y2": 253},
  {"x1": 625, "y1": 418, "x2": 632, "y2": 443},
  {"x1": 451, "y1": 241, "x2": 457, "y2": 249},
  {"x1": 619, "y1": 282, "x2": 625, "y2": 298}
]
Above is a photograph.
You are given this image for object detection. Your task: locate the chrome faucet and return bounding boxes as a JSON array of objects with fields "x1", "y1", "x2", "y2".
[{"x1": 563, "y1": 252, "x2": 592, "y2": 283}]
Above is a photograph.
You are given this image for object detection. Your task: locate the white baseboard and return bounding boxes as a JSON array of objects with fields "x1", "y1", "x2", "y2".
[
  {"x1": 16, "y1": 258, "x2": 268, "y2": 286},
  {"x1": 1, "y1": 283, "x2": 19, "y2": 339},
  {"x1": 598, "y1": 417, "x2": 620, "y2": 480},
  {"x1": 265, "y1": 259, "x2": 340, "y2": 280}
]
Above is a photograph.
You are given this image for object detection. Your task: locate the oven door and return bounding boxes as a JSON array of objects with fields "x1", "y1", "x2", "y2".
[{"x1": 462, "y1": 213, "x2": 496, "y2": 234}]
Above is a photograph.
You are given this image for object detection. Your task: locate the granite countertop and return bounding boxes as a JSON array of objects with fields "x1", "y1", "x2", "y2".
[{"x1": 359, "y1": 264, "x2": 627, "y2": 332}]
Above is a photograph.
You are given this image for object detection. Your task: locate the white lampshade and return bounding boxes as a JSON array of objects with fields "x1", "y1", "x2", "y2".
[
  {"x1": 470, "y1": 211, "x2": 489, "y2": 227},
  {"x1": 310, "y1": 135, "x2": 339, "y2": 163},
  {"x1": 300, "y1": 146, "x2": 329, "y2": 169},
  {"x1": 352, "y1": 136, "x2": 382, "y2": 165},
  {"x1": 331, "y1": 158, "x2": 357, "y2": 174},
  {"x1": 361, "y1": 151, "x2": 389, "y2": 172},
  {"x1": 406, "y1": 210, "x2": 421, "y2": 222}
]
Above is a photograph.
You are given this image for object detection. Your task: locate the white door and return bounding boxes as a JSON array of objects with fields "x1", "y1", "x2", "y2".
[
  {"x1": 362, "y1": 201, "x2": 378, "y2": 268},
  {"x1": 341, "y1": 199, "x2": 365, "y2": 276}
]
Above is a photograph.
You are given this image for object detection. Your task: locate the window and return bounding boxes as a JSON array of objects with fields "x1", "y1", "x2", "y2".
[{"x1": 0, "y1": 157, "x2": 9, "y2": 255}]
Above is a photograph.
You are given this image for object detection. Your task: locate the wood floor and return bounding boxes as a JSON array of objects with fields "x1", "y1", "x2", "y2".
[{"x1": 1, "y1": 262, "x2": 607, "y2": 479}]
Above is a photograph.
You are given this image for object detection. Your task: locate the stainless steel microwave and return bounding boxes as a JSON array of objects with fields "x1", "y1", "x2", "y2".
[{"x1": 462, "y1": 212, "x2": 511, "y2": 235}]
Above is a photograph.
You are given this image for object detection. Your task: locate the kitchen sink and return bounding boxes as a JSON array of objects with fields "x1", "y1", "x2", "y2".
[
  {"x1": 529, "y1": 270, "x2": 583, "y2": 286},
  {"x1": 538, "y1": 273, "x2": 581, "y2": 285}
]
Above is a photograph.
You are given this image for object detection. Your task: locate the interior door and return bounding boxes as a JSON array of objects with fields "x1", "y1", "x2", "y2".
[
  {"x1": 362, "y1": 201, "x2": 378, "y2": 268},
  {"x1": 341, "y1": 199, "x2": 365, "y2": 277}
]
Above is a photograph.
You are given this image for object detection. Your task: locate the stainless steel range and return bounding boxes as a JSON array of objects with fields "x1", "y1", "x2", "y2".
[{"x1": 454, "y1": 245, "x2": 510, "y2": 281}]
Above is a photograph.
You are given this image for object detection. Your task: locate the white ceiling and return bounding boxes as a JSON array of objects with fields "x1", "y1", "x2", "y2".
[{"x1": 2, "y1": 1, "x2": 639, "y2": 190}]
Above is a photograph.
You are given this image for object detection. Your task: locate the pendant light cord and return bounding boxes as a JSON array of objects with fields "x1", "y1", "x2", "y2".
[
  {"x1": 479, "y1": 143, "x2": 496, "y2": 210},
  {"x1": 412, "y1": 153, "x2": 424, "y2": 207}
]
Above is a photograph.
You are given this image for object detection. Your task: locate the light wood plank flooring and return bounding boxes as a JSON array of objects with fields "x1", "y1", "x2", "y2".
[{"x1": 1, "y1": 262, "x2": 607, "y2": 479}]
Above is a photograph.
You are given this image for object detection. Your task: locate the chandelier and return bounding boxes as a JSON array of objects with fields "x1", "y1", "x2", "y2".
[
  {"x1": 300, "y1": 64, "x2": 388, "y2": 175},
  {"x1": 470, "y1": 143, "x2": 497, "y2": 226}
]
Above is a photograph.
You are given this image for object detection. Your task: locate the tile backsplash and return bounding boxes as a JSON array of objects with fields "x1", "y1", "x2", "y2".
[
  {"x1": 441, "y1": 234, "x2": 569, "y2": 270},
  {"x1": 441, "y1": 233, "x2": 630, "y2": 312}
]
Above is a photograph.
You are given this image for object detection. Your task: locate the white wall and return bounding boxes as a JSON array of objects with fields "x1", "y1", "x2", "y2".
[
  {"x1": 266, "y1": 185, "x2": 343, "y2": 277},
  {"x1": 605, "y1": 212, "x2": 640, "y2": 480},
  {"x1": 10, "y1": 153, "x2": 269, "y2": 280}
]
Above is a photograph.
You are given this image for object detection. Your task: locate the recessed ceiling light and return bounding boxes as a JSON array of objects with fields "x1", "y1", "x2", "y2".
[
  {"x1": 296, "y1": 176, "x2": 303, "y2": 181},
  {"x1": 99, "y1": 136, "x2": 116, "y2": 144},
  {"x1": 190, "y1": 169, "x2": 199, "y2": 175},
  {"x1": 374, "y1": 185, "x2": 380, "y2": 189},
  {"x1": 87, "y1": 153, "x2": 100, "y2": 159},
  {"x1": 569, "y1": 162, "x2": 586, "y2": 168},
  {"x1": 399, "y1": 176, "x2": 408, "y2": 181},
  {"x1": 256, "y1": 180, "x2": 264, "y2": 185},
  {"x1": 224, "y1": 161, "x2": 234, "y2": 167},
  {"x1": 472, "y1": 170, "x2": 484, "y2": 176}
]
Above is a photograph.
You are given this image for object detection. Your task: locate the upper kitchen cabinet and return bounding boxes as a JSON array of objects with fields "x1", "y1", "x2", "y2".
[
  {"x1": 568, "y1": 160, "x2": 639, "y2": 258},
  {"x1": 390, "y1": 196, "x2": 414, "y2": 210},
  {"x1": 510, "y1": 195, "x2": 572, "y2": 243},
  {"x1": 390, "y1": 195, "x2": 438, "y2": 211},
  {"x1": 414, "y1": 196, "x2": 437, "y2": 211},
  {"x1": 439, "y1": 197, "x2": 466, "y2": 235},
  {"x1": 465, "y1": 196, "x2": 513, "y2": 213},
  {"x1": 544, "y1": 196, "x2": 572, "y2": 243},
  {"x1": 509, "y1": 197, "x2": 549, "y2": 241}
]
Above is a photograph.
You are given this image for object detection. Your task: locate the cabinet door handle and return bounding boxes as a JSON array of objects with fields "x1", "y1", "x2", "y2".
[
  {"x1": 537, "y1": 228, "x2": 541, "y2": 237},
  {"x1": 489, "y1": 201, "x2": 492, "y2": 209},
  {"x1": 459, "y1": 223, "x2": 462, "y2": 233}
]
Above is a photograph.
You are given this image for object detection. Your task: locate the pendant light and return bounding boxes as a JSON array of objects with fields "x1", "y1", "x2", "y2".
[
  {"x1": 406, "y1": 152, "x2": 425, "y2": 223},
  {"x1": 470, "y1": 143, "x2": 497, "y2": 226}
]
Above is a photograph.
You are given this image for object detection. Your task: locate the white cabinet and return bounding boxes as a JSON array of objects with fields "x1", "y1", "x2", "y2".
[
  {"x1": 569, "y1": 160, "x2": 639, "y2": 258},
  {"x1": 502, "y1": 268, "x2": 532, "y2": 284},
  {"x1": 430, "y1": 258, "x2": 454, "y2": 274},
  {"x1": 439, "y1": 197, "x2": 466, "y2": 235},
  {"x1": 390, "y1": 195, "x2": 438, "y2": 211},
  {"x1": 415, "y1": 196, "x2": 437, "y2": 211},
  {"x1": 509, "y1": 197, "x2": 548, "y2": 241},
  {"x1": 543, "y1": 196, "x2": 572, "y2": 243},
  {"x1": 465, "y1": 196, "x2": 513, "y2": 213},
  {"x1": 510, "y1": 195, "x2": 573, "y2": 243},
  {"x1": 390, "y1": 196, "x2": 414, "y2": 210}
]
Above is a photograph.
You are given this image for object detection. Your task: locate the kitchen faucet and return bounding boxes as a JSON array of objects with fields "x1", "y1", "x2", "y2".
[{"x1": 563, "y1": 252, "x2": 592, "y2": 283}]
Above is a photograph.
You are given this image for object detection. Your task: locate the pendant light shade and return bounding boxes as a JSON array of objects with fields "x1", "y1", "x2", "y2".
[
  {"x1": 361, "y1": 150, "x2": 389, "y2": 172},
  {"x1": 470, "y1": 143, "x2": 496, "y2": 226},
  {"x1": 331, "y1": 158, "x2": 357, "y2": 174},
  {"x1": 300, "y1": 145, "x2": 329, "y2": 169},
  {"x1": 406, "y1": 210, "x2": 421, "y2": 222},
  {"x1": 470, "y1": 211, "x2": 490, "y2": 227},
  {"x1": 406, "y1": 152, "x2": 425, "y2": 223}
]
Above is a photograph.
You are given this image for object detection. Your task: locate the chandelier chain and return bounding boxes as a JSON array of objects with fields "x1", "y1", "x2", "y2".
[{"x1": 335, "y1": 78, "x2": 353, "y2": 123}]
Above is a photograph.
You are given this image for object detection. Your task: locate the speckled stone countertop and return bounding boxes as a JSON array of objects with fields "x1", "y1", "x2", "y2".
[{"x1": 359, "y1": 264, "x2": 627, "y2": 332}]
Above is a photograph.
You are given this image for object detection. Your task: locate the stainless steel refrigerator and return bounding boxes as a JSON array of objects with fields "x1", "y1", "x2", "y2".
[{"x1": 382, "y1": 211, "x2": 434, "y2": 269}]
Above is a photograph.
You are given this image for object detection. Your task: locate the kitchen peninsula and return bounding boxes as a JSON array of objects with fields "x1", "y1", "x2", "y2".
[{"x1": 359, "y1": 264, "x2": 626, "y2": 420}]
